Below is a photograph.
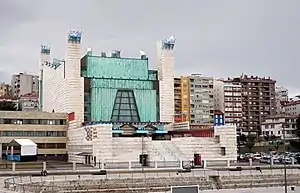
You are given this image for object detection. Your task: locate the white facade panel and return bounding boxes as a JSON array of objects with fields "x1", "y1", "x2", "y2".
[{"x1": 41, "y1": 31, "x2": 84, "y2": 127}]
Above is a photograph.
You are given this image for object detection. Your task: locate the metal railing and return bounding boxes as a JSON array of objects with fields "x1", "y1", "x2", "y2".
[{"x1": 4, "y1": 168, "x2": 300, "y2": 193}]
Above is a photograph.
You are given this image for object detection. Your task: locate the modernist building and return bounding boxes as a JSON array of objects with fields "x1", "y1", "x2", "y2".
[
  {"x1": 81, "y1": 49, "x2": 159, "y2": 122},
  {"x1": 0, "y1": 111, "x2": 68, "y2": 160},
  {"x1": 189, "y1": 74, "x2": 214, "y2": 124},
  {"x1": 0, "y1": 83, "x2": 11, "y2": 96},
  {"x1": 174, "y1": 77, "x2": 190, "y2": 122},
  {"x1": 227, "y1": 75, "x2": 276, "y2": 134},
  {"x1": 261, "y1": 115, "x2": 298, "y2": 141},
  {"x1": 11, "y1": 72, "x2": 39, "y2": 98},
  {"x1": 157, "y1": 37, "x2": 175, "y2": 123}
]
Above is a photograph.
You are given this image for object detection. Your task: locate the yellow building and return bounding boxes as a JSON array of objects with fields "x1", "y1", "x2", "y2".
[
  {"x1": 174, "y1": 77, "x2": 190, "y2": 122},
  {"x1": 0, "y1": 83, "x2": 11, "y2": 96},
  {"x1": 0, "y1": 111, "x2": 68, "y2": 161}
]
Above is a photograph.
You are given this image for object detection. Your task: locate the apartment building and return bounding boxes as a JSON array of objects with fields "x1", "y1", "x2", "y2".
[
  {"x1": 283, "y1": 100, "x2": 300, "y2": 116},
  {"x1": 11, "y1": 72, "x2": 39, "y2": 97},
  {"x1": 213, "y1": 79, "x2": 225, "y2": 113},
  {"x1": 174, "y1": 78, "x2": 182, "y2": 116},
  {"x1": 19, "y1": 92, "x2": 39, "y2": 111},
  {"x1": 275, "y1": 86, "x2": 289, "y2": 114},
  {"x1": 189, "y1": 74, "x2": 214, "y2": 124},
  {"x1": 174, "y1": 77, "x2": 190, "y2": 122},
  {"x1": 223, "y1": 82, "x2": 243, "y2": 126},
  {"x1": 261, "y1": 115, "x2": 298, "y2": 141},
  {"x1": 0, "y1": 111, "x2": 68, "y2": 160},
  {"x1": 227, "y1": 75, "x2": 276, "y2": 134},
  {"x1": 0, "y1": 83, "x2": 11, "y2": 96}
]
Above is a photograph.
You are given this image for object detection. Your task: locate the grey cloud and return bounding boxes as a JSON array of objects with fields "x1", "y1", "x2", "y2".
[{"x1": 1, "y1": 0, "x2": 300, "y2": 96}]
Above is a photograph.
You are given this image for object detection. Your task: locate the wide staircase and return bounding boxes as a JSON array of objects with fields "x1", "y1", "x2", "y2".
[{"x1": 151, "y1": 141, "x2": 177, "y2": 161}]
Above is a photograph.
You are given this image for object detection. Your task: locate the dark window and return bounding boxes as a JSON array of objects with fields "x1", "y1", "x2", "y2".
[
  {"x1": 56, "y1": 143, "x2": 66, "y2": 148},
  {"x1": 46, "y1": 143, "x2": 56, "y2": 148}
]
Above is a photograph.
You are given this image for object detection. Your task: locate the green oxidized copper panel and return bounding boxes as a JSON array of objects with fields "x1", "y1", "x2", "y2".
[
  {"x1": 87, "y1": 56, "x2": 149, "y2": 80},
  {"x1": 90, "y1": 78, "x2": 158, "y2": 122},
  {"x1": 92, "y1": 78, "x2": 153, "y2": 90},
  {"x1": 91, "y1": 88, "x2": 117, "y2": 121},
  {"x1": 134, "y1": 90, "x2": 157, "y2": 122}
]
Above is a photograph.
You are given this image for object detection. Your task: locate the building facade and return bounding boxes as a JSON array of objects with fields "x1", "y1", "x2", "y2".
[
  {"x1": 157, "y1": 37, "x2": 175, "y2": 123},
  {"x1": 81, "y1": 50, "x2": 159, "y2": 122},
  {"x1": 223, "y1": 82, "x2": 243, "y2": 126},
  {"x1": 213, "y1": 79, "x2": 225, "y2": 113},
  {"x1": 227, "y1": 75, "x2": 276, "y2": 134},
  {"x1": 19, "y1": 92, "x2": 39, "y2": 111},
  {"x1": 11, "y1": 73, "x2": 39, "y2": 98},
  {"x1": 174, "y1": 76, "x2": 190, "y2": 122},
  {"x1": 275, "y1": 86, "x2": 289, "y2": 115},
  {"x1": 0, "y1": 111, "x2": 68, "y2": 160},
  {"x1": 261, "y1": 115, "x2": 298, "y2": 141},
  {"x1": 0, "y1": 83, "x2": 11, "y2": 96},
  {"x1": 39, "y1": 45, "x2": 51, "y2": 110},
  {"x1": 189, "y1": 74, "x2": 214, "y2": 124},
  {"x1": 282, "y1": 100, "x2": 300, "y2": 116}
]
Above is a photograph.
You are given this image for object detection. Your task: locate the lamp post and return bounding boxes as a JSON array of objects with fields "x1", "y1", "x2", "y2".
[{"x1": 282, "y1": 124, "x2": 287, "y2": 193}]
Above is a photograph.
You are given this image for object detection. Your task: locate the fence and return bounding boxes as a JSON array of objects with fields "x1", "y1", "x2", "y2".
[{"x1": 4, "y1": 168, "x2": 300, "y2": 193}]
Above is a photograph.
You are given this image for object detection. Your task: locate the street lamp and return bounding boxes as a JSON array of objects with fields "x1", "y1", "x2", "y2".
[{"x1": 282, "y1": 124, "x2": 287, "y2": 193}]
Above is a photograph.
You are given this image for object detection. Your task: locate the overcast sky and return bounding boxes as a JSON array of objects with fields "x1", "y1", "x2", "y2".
[{"x1": 1, "y1": 0, "x2": 299, "y2": 96}]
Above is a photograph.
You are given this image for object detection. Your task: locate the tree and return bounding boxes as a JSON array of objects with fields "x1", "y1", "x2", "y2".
[
  {"x1": 0, "y1": 101, "x2": 17, "y2": 111},
  {"x1": 295, "y1": 117, "x2": 300, "y2": 139},
  {"x1": 289, "y1": 117, "x2": 300, "y2": 150},
  {"x1": 246, "y1": 135, "x2": 256, "y2": 153}
]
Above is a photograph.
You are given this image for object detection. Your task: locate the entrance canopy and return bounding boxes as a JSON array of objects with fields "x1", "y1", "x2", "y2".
[{"x1": 9, "y1": 139, "x2": 37, "y2": 156}]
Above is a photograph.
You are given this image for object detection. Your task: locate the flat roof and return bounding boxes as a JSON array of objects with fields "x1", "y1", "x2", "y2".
[{"x1": 9, "y1": 139, "x2": 37, "y2": 147}]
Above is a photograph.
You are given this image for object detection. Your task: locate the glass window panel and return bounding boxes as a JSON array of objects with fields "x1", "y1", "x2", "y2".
[
  {"x1": 129, "y1": 98, "x2": 135, "y2": 103},
  {"x1": 115, "y1": 97, "x2": 121, "y2": 103},
  {"x1": 119, "y1": 110, "x2": 131, "y2": 116},
  {"x1": 117, "y1": 92, "x2": 122, "y2": 97},
  {"x1": 132, "y1": 117, "x2": 140, "y2": 122},
  {"x1": 120, "y1": 116, "x2": 131, "y2": 121},
  {"x1": 120, "y1": 104, "x2": 130, "y2": 109},
  {"x1": 114, "y1": 104, "x2": 120, "y2": 109},
  {"x1": 128, "y1": 92, "x2": 133, "y2": 97},
  {"x1": 112, "y1": 110, "x2": 119, "y2": 116},
  {"x1": 2, "y1": 131, "x2": 12, "y2": 136},
  {"x1": 122, "y1": 92, "x2": 129, "y2": 97},
  {"x1": 122, "y1": 98, "x2": 129, "y2": 103},
  {"x1": 13, "y1": 131, "x2": 23, "y2": 136},
  {"x1": 36, "y1": 131, "x2": 46, "y2": 136},
  {"x1": 131, "y1": 111, "x2": 137, "y2": 116},
  {"x1": 111, "y1": 116, "x2": 119, "y2": 121}
]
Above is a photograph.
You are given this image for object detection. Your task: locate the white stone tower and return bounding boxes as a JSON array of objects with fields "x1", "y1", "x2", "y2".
[
  {"x1": 64, "y1": 30, "x2": 84, "y2": 124},
  {"x1": 39, "y1": 45, "x2": 51, "y2": 110},
  {"x1": 157, "y1": 36, "x2": 175, "y2": 123}
]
